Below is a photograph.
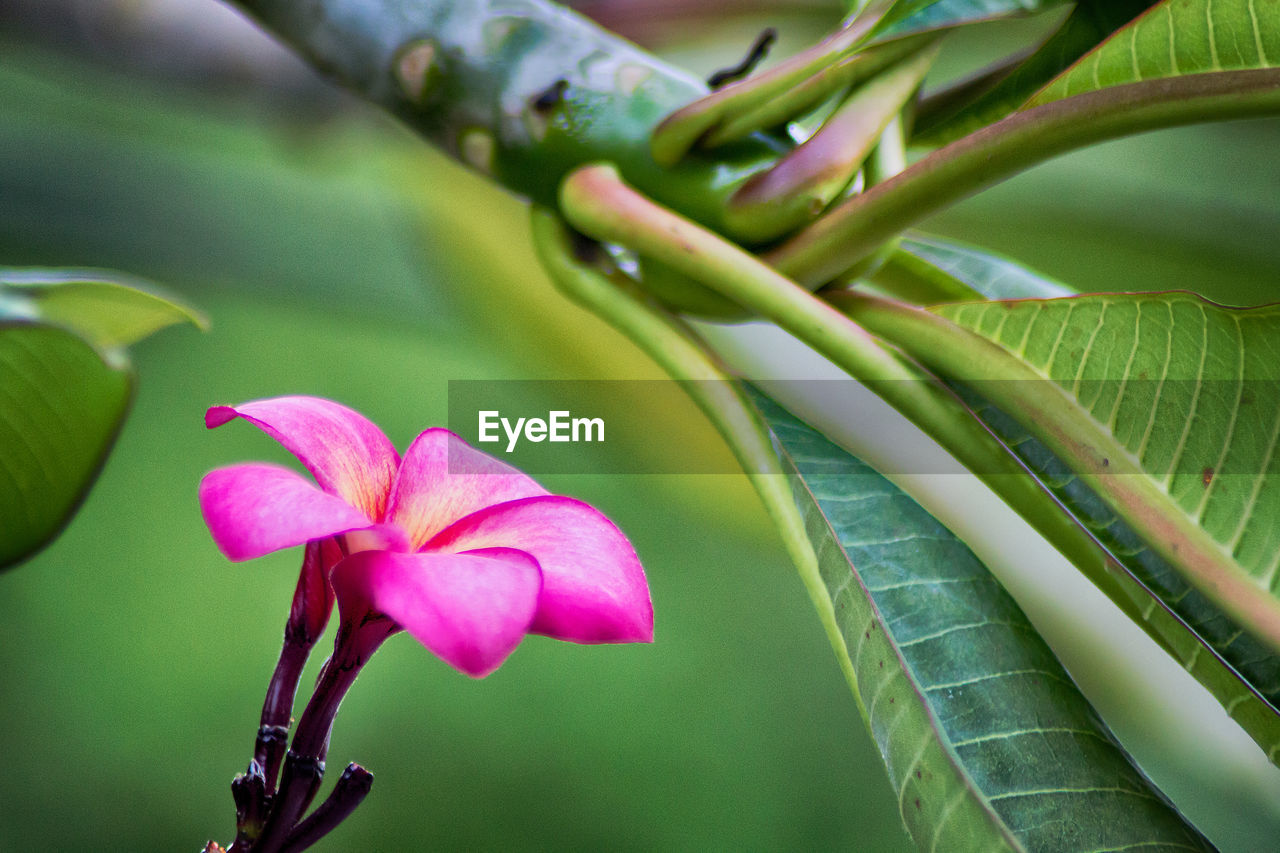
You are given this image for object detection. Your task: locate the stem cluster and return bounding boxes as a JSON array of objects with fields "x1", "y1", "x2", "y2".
[{"x1": 221, "y1": 552, "x2": 392, "y2": 853}]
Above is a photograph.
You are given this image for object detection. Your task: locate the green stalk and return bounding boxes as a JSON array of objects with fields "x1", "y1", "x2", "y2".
[
  {"x1": 724, "y1": 43, "x2": 939, "y2": 243},
  {"x1": 557, "y1": 164, "x2": 1150, "y2": 631},
  {"x1": 767, "y1": 69, "x2": 1280, "y2": 286},
  {"x1": 527, "y1": 208, "x2": 870, "y2": 731},
  {"x1": 649, "y1": 1, "x2": 895, "y2": 165}
]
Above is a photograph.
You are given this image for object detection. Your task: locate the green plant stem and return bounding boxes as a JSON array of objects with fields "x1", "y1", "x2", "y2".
[
  {"x1": 837, "y1": 289, "x2": 1280, "y2": 656},
  {"x1": 528, "y1": 208, "x2": 870, "y2": 730},
  {"x1": 767, "y1": 69, "x2": 1280, "y2": 286},
  {"x1": 556, "y1": 164, "x2": 1151, "y2": 632},
  {"x1": 649, "y1": 1, "x2": 894, "y2": 165}
]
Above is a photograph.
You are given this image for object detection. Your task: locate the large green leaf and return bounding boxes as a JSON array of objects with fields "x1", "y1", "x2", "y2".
[
  {"x1": 751, "y1": 389, "x2": 1211, "y2": 852},
  {"x1": 961, "y1": 384, "x2": 1280, "y2": 757},
  {"x1": 0, "y1": 323, "x2": 131, "y2": 568},
  {"x1": 849, "y1": 242, "x2": 1280, "y2": 755},
  {"x1": 843, "y1": 287, "x2": 1280, "y2": 660},
  {"x1": 1030, "y1": 0, "x2": 1280, "y2": 106},
  {"x1": 913, "y1": 1, "x2": 1152, "y2": 143},
  {"x1": 0, "y1": 271, "x2": 200, "y2": 569}
]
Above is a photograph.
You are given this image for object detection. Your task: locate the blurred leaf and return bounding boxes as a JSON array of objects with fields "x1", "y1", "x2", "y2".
[
  {"x1": 876, "y1": 0, "x2": 1066, "y2": 39},
  {"x1": 0, "y1": 268, "x2": 201, "y2": 569},
  {"x1": 752, "y1": 389, "x2": 1211, "y2": 851},
  {"x1": 868, "y1": 233, "x2": 1075, "y2": 302},
  {"x1": 0, "y1": 322, "x2": 131, "y2": 569},
  {"x1": 0, "y1": 267, "x2": 206, "y2": 348},
  {"x1": 913, "y1": 1, "x2": 1151, "y2": 143},
  {"x1": 1030, "y1": 0, "x2": 1280, "y2": 106}
]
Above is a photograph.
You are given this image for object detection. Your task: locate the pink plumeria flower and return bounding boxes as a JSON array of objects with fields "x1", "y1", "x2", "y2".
[{"x1": 199, "y1": 396, "x2": 652, "y2": 677}]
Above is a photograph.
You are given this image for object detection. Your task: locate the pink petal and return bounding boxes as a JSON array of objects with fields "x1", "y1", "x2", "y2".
[
  {"x1": 425, "y1": 496, "x2": 653, "y2": 645},
  {"x1": 199, "y1": 463, "x2": 399, "y2": 561},
  {"x1": 385, "y1": 428, "x2": 547, "y2": 549},
  {"x1": 206, "y1": 397, "x2": 399, "y2": 521},
  {"x1": 330, "y1": 548, "x2": 542, "y2": 678}
]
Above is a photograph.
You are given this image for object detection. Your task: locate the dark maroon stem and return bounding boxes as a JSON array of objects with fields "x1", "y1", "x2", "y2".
[
  {"x1": 251, "y1": 620, "x2": 391, "y2": 853},
  {"x1": 230, "y1": 762, "x2": 267, "y2": 851},
  {"x1": 255, "y1": 637, "x2": 312, "y2": 790},
  {"x1": 279, "y1": 764, "x2": 374, "y2": 853}
]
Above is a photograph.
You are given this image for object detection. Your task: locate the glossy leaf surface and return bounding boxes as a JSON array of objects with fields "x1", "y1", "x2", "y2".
[
  {"x1": 0, "y1": 271, "x2": 199, "y2": 568},
  {"x1": 753, "y1": 390, "x2": 1210, "y2": 852},
  {"x1": 0, "y1": 268, "x2": 205, "y2": 348},
  {"x1": 1030, "y1": 0, "x2": 1280, "y2": 105},
  {"x1": 0, "y1": 323, "x2": 131, "y2": 568}
]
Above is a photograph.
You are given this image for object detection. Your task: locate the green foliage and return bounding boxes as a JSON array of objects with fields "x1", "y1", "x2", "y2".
[
  {"x1": 936, "y1": 293, "x2": 1280, "y2": 600},
  {"x1": 914, "y1": 1, "x2": 1152, "y2": 143},
  {"x1": 0, "y1": 324, "x2": 129, "y2": 568},
  {"x1": 754, "y1": 390, "x2": 1211, "y2": 852},
  {"x1": 848, "y1": 286, "x2": 1280, "y2": 686},
  {"x1": 0, "y1": 268, "x2": 205, "y2": 348},
  {"x1": 0, "y1": 271, "x2": 199, "y2": 568},
  {"x1": 1031, "y1": 0, "x2": 1280, "y2": 105},
  {"x1": 864, "y1": 237, "x2": 1280, "y2": 759}
]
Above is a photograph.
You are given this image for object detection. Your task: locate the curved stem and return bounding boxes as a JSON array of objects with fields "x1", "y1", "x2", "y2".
[
  {"x1": 650, "y1": 1, "x2": 894, "y2": 164},
  {"x1": 767, "y1": 69, "x2": 1280, "y2": 286},
  {"x1": 253, "y1": 621, "x2": 391, "y2": 853},
  {"x1": 557, "y1": 164, "x2": 1146, "y2": 628},
  {"x1": 529, "y1": 207, "x2": 870, "y2": 731},
  {"x1": 280, "y1": 764, "x2": 374, "y2": 853}
]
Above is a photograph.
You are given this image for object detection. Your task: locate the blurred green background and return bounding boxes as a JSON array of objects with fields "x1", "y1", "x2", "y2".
[{"x1": 1, "y1": 1, "x2": 1279, "y2": 850}]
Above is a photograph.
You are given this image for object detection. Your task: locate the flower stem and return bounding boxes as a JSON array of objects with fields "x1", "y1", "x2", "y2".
[
  {"x1": 255, "y1": 639, "x2": 310, "y2": 791},
  {"x1": 529, "y1": 207, "x2": 872, "y2": 733},
  {"x1": 234, "y1": 539, "x2": 339, "y2": 849},
  {"x1": 251, "y1": 621, "x2": 390, "y2": 853},
  {"x1": 555, "y1": 164, "x2": 1145, "y2": 627},
  {"x1": 279, "y1": 764, "x2": 375, "y2": 853}
]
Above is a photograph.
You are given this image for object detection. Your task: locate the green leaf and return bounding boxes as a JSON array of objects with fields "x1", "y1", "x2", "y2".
[
  {"x1": 0, "y1": 268, "x2": 206, "y2": 349},
  {"x1": 1030, "y1": 0, "x2": 1280, "y2": 106},
  {"x1": 958, "y1": 382, "x2": 1280, "y2": 761},
  {"x1": 843, "y1": 287, "x2": 1280, "y2": 664},
  {"x1": 0, "y1": 322, "x2": 132, "y2": 569},
  {"x1": 846, "y1": 241, "x2": 1280, "y2": 754},
  {"x1": 751, "y1": 389, "x2": 1211, "y2": 852},
  {"x1": 0, "y1": 268, "x2": 201, "y2": 569},
  {"x1": 888, "y1": 234, "x2": 1075, "y2": 301},
  {"x1": 913, "y1": 1, "x2": 1152, "y2": 143}
]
